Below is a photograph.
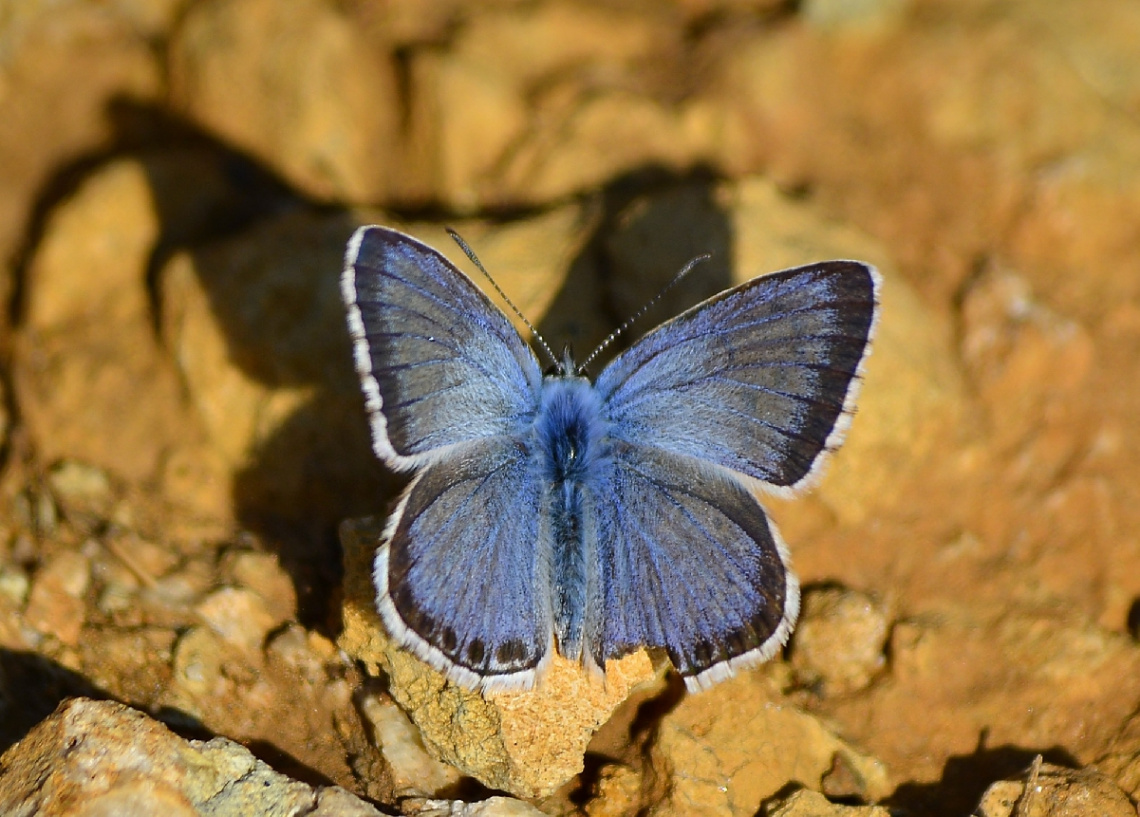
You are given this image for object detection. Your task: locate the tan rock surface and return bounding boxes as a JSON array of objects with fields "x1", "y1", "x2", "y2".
[
  {"x1": 4, "y1": 2, "x2": 1140, "y2": 816},
  {"x1": 169, "y1": 0, "x2": 399, "y2": 203},
  {"x1": 14, "y1": 159, "x2": 193, "y2": 482},
  {"x1": 644, "y1": 670, "x2": 890, "y2": 816}
]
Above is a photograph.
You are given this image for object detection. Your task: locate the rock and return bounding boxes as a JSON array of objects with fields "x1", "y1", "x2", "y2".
[
  {"x1": 644, "y1": 671, "x2": 890, "y2": 815},
  {"x1": 582, "y1": 763, "x2": 643, "y2": 817},
  {"x1": 1092, "y1": 702, "x2": 1140, "y2": 802},
  {"x1": 790, "y1": 586, "x2": 889, "y2": 696},
  {"x1": 338, "y1": 517, "x2": 659, "y2": 799},
  {"x1": 0, "y1": 1, "x2": 162, "y2": 269},
  {"x1": 802, "y1": 0, "x2": 913, "y2": 32},
  {"x1": 158, "y1": 207, "x2": 383, "y2": 529},
  {"x1": 24, "y1": 550, "x2": 91, "y2": 647},
  {"x1": 223, "y1": 550, "x2": 298, "y2": 621},
  {"x1": 860, "y1": 603, "x2": 1140, "y2": 800},
  {"x1": 169, "y1": 0, "x2": 399, "y2": 203},
  {"x1": 14, "y1": 159, "x2": 194, "y2": 483},
  {"x1": 958, "y1": 265, "x2": 1095, "y2": 454},
  {"x1": 194, "y1": 586, "x2": 282, "y2": 653},
  {"x1": 765, "y1": 788, "x2": 892, "y2": 816},
  {"x1": 355, "y1": 691, "x2": 462, "y2": 798},
  {"x1": 0, "y1": 564, "x2": 30, "y2": 607},
  {"x1": 0, "y1": 698, "x2": 384, "y2": 816},
  {"x1": 47, "y1": 460, "x2": 113, "y2": 521},
  {"x1": 404, "y1": 797, "x2": 548, "y2": 817},
  {"x1": 171, "y1": 625, "x2": 227, "y2": 701},
  {"x1": 974, "y1": 758, "x2": 1137, "y2": 817},
  {"x1": 79, "y1": 627, "x2": 176, "y2": 705},
  {"x1": 403, "y1": 3, "x2": 696, "y2": 208}
]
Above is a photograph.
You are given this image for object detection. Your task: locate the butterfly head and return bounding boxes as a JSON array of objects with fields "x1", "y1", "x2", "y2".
[{"x1": 544, "y1": 345, "x2": 590, "y2": 381}]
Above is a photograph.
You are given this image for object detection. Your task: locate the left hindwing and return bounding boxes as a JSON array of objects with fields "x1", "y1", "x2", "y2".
[
  {"x1": 595, "y1": 261, "x2": 879, "y2": 491},
  {"x1": 377, "y1": 434, "x2": 553, "y2": 691}
]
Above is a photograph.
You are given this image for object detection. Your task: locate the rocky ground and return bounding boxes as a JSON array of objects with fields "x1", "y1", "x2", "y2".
[{"x1": 1, "y1": 1, "x2": 1140, "y2": 815}]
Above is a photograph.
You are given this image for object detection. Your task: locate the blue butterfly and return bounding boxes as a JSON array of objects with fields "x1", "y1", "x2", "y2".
[{"x1": 342, "y1": 226, "x2": 879, "y2": 692}]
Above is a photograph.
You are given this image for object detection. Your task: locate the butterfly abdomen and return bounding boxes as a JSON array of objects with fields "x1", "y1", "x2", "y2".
[{"x1": 535, "y1": 375, "x2": 609, "y2": 660}]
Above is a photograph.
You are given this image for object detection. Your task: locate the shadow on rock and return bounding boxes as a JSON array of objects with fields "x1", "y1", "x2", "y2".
[
  {"x1": 0, "y1": 649, "x2": 107, "y2": 753},
  {"x1": 887, "y1": 739, "x2": 1080, "y2": 817}
]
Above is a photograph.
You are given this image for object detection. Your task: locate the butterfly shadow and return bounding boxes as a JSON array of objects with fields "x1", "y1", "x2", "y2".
[
  {"x1": 6, "y1": 97, "x2": 400, "y2": 630},
  {"x1": 533, "y1": 164, "x2": 736, "y2": 370}
]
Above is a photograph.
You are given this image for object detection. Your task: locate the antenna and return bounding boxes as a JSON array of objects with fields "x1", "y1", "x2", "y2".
[
  {"x1": 578, "y1": 253, "x2": 711, "y2": 373},
  {"x1": 446, "y1": 228, "x2": 559, "y2": 367}
]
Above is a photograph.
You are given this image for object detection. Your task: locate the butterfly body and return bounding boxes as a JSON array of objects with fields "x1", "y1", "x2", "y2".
[{"x1": 343, "y1": 226, "x2": 879, "y2": 692}]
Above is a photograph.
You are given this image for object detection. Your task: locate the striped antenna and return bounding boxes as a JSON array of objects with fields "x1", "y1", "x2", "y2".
[
  {"x1": 446, "y1": 228, "x2": 559, "y2": 368},
  {"x1": 578, "y1": 254, "x2": 711, "y2": 374}
]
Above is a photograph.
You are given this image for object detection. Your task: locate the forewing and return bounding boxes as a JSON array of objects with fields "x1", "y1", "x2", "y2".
[
  {"x1": 377, "y1": 434, "x2": 553, "y2": 690},
  {"x1": 343, "y1": 226, "x2": 543, "y2": 470},
  {"x1": 596, "y1": 261, "x2": 879, "y2": 490},
  {"x1": 586, "y1": 442, "x2": 798, "y2": 692}
]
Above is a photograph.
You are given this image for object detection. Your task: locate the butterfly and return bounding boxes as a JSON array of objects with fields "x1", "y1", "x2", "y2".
[{"x1": 341, "y1": 225, "x2": 879, "y2": 693}]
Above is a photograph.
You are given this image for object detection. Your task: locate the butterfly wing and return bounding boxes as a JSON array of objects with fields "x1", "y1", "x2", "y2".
[
  {"x1": 343, "y1": 226, "x2": 553, "y2": 689},
  {"x1": 342, "y1": 226, "x2": 544, "y2": 470},
  {"x1": 595, "y1": 261, "x2": 879, "y2": 491},
  {"x1": 378, "y1": 434, "x2": 553, "y2": 690},
  {"x1": 585, "y1": 442, "x2": 797, "y2": 691}
]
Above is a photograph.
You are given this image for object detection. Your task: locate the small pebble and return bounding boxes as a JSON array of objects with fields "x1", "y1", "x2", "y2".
[
  {"x1": 48, "y1": 460, "x2": 112, "y2": 517},
  {"x1": 0, "y1": 565, "x2": 30, "y2": 606},
  {"x1": 172, "y1": 625, "x2": 224, "y2": 697},
  {"x1": 194, "y1": 586, "x2": 280, "y2": 653},
  {"x1": 356, "y1": 691, "x2": 462, "y2": 798},
  {"x1": 224, "y1": 549, "x2": 296, "y2": 617},
  {"x1": 24, "y1": 550, "x2": 91, "y2": 646},
  {"x1": 790, "y1": 586, "x2": 889, "y2": 696}
]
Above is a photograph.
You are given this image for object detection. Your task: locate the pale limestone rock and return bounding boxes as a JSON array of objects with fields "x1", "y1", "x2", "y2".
[
  {"x1": 355, "y1": 692, "x2": 463, "y2": 798},
  {"x1": 339, "y1": 517, "x2": 658, "y2": 799},
  {"x1": 405, "y1": 797, "x2": 548, "y2": 817},
  {"x1": 0, "y1": 698, "x2": 384, "y2": 816}
]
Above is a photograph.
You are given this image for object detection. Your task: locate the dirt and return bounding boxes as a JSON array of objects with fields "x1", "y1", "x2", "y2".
[{"x1": 1, "y1": 1, "x2": 1139, "y2": 815}]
